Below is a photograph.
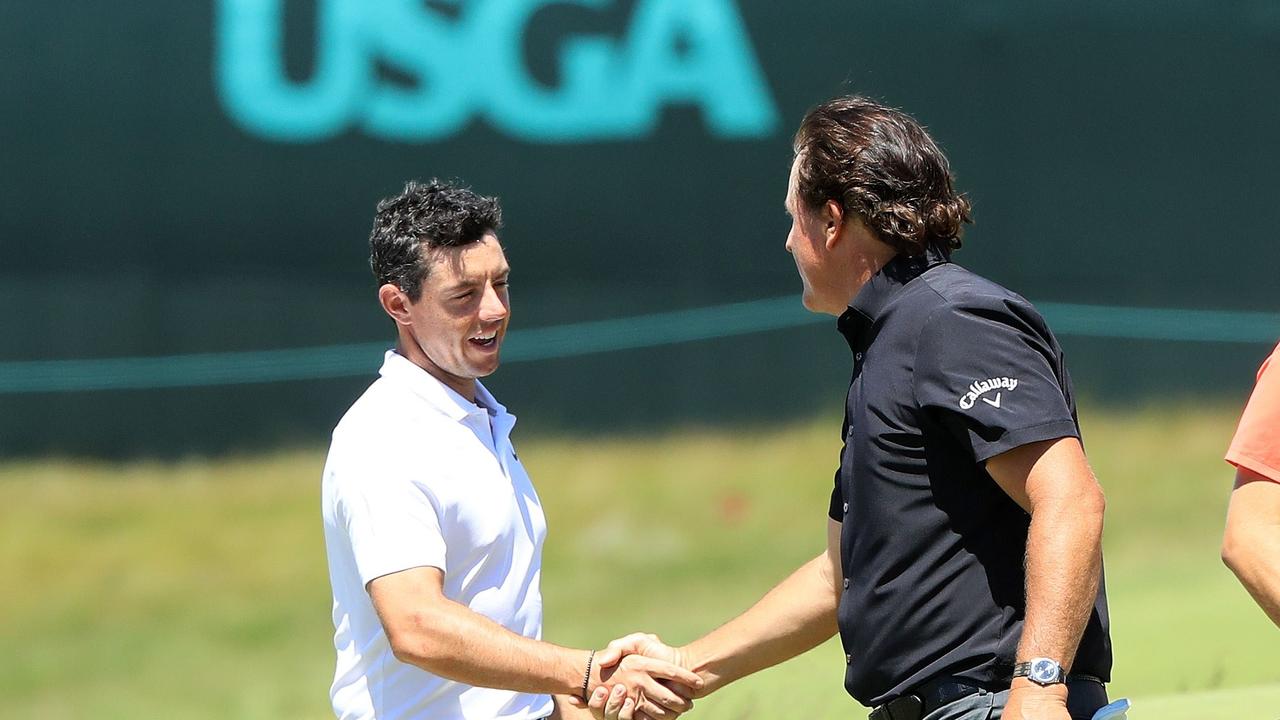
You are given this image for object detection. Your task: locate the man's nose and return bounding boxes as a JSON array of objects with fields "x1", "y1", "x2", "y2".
[{"x1": 479, "y1": 284, "x2": 509, "y2": 321}]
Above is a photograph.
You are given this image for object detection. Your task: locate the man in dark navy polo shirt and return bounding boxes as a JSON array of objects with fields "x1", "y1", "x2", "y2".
[{"x1": 585, "y1": 96, "x2": 1113, "y2": 720}]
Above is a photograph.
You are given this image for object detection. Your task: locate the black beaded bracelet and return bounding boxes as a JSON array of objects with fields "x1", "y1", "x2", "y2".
[{"x1": 581, "y1": 649, "x2": 596, "y2": 703}]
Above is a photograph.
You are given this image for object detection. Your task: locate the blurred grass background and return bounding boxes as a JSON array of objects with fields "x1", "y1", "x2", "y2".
[{"x1": 3, "y1": 403, "x2": 1278, "y2": 719}]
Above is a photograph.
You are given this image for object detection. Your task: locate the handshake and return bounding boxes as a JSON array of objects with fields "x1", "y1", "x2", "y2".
[{"x1": 572, "y1": 633, "x2": 705, "y2": 720}]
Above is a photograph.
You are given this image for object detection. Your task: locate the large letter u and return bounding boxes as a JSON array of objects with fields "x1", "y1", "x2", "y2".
[{"x1": 215, "y1": 0, "x2": 367, "y2": 141}]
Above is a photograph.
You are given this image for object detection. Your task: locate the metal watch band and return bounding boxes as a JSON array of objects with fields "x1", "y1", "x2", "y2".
[{"x1": 1013, "y1": 658, "x2": 1067, "y2": 686}]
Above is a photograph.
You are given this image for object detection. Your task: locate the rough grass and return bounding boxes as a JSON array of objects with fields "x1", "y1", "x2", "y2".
[{"x1": 2, "y1": 403, "x2": 1277, "y2": 719}]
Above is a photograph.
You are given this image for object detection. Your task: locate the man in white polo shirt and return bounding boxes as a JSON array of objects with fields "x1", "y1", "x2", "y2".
[{"x1": 322, "y1": 179, "x2": 701, "y2": 720}]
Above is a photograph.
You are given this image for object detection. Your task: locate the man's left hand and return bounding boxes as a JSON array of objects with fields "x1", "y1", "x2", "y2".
[{"x1": 1004, "y1": 682, "x2": 1070, "y2": 720}]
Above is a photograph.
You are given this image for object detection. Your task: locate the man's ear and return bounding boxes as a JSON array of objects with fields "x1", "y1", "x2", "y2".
[
  {"x1": 823, "y1": 199, "x2": 845, "y2": 249},
  {"x1": 377, "y1": 284, "x2": 414, "y2": 327}
]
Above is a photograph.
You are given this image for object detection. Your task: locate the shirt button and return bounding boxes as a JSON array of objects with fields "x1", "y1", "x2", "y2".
[
  {"x1": 846, "y1": 653, "x2": 853, "y2": 665},
  {"x1": 843, "y1": 578, "x2": 850, "y2": 589},
  {"x1": 842, "y1": 502, "x2": 849, "y2": 514},
  {"x1": 855, "y1": 352, "x2": 863, "y2": 361}
]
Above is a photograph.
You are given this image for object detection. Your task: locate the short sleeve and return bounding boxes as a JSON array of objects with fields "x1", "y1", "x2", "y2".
[
  {"x1": 913, "y1": 300, "x2": 1079, "y2": 462},
  {"x1": 1226, "y1": 344, "x2": 1280, "y2": 483},
  {"x1": 335, "y1": 471, "x2": 450, "y2": 588},
  {"x1": 828, "y1": 468, "x2": 844, "y2": 521},
  {"x1": 829, "y1": 410, "x2": 850, "y2": 521}
]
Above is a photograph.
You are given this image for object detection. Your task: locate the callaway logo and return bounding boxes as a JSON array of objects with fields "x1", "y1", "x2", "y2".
[{"x1": 958, "y1": 377, "x2": 1019, "y2": 410}]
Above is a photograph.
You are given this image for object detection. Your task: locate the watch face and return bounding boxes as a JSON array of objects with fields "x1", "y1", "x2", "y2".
[{"x1": 1030, "y1": 659, "x2": 1060, "y2": 683}]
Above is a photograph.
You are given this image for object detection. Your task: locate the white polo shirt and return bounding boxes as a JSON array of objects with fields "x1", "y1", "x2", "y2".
[{"x1": 322, "y1": 350, "x2": 551, "y2": 720}]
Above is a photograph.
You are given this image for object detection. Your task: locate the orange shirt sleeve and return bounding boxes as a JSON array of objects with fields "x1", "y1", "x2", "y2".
[{"x1": 1226, "y1": 343, "x2": 1280, "y2": 483}]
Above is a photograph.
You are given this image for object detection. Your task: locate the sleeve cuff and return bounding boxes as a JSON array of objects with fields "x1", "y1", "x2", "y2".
[
  {"x1": 1226, "y1": 452, "x2": 1280, "y2": 485},
  {"x1": 971, "y1": 419, "x2": 1081, "y2": 463},
  {"x1": 360, "y1": 556, "x2": 448, "y2": 590},
  {"x1": 828, "y1": 481, "x2": 844, "y2": 521}
]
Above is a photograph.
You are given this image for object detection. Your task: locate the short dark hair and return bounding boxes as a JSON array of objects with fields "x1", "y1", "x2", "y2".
[
  {"x1": 793, "y1": 95, "x2": 972, "y2": 256},
  {"x1": 368, "y1": 179, "x2": 503, "y2": 300}
]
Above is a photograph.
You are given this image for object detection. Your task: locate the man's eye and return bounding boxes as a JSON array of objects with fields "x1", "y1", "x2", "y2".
[{"x1": 454, "y1": 291, "x2": 474, "y2": 300}]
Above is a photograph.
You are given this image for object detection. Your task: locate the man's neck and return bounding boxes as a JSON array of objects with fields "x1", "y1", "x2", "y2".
[
  {"x1": 395, "y1": 338, "x2": 477, "y2": 403},
  {"x1": 841, "y1": 242, "x2": 900, "y2": 309}
]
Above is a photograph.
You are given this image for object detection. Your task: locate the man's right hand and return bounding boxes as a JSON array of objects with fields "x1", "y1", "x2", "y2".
[
  {"x1": 586, "y1": 634, "x2": 700, "y2": 720},
  {"x1": 587, "y1": 637, "x2": 700, "y2": 720},
  {"x1": 607, "y1": 634, "x2": 687, "y2": 673}
]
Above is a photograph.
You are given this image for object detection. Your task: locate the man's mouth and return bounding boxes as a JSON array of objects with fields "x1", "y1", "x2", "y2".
[{"x1": 468, "y1": 332, "x2": 498, "y2": 348}]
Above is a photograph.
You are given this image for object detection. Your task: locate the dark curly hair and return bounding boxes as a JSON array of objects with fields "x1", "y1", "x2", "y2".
[
  {"x1": 792, "y1": 96, "x2": 971, "y2": 256},
  {"x1": 368, "y1": 179, "x2": 503, "y2": 300}
]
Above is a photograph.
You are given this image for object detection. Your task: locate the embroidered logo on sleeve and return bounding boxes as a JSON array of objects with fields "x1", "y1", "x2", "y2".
[{"x1": 958, "y1": 377, "x2": 1019, "y2": 410}]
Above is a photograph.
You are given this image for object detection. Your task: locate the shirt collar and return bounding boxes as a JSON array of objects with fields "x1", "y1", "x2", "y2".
[
  {"x1": 377, "y1": 350, "x2": 513, "y2": 428},
  {"x1": 838, "y1": 245, "x2": 950, "y2": 336}
]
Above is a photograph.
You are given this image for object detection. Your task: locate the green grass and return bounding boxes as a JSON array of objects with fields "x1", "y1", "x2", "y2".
[{"x1": 2, "y1": 403, "x2": 1277, "y2": 719}]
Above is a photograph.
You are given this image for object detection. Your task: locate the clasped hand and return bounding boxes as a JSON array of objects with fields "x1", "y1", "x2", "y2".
[{"x1": 575, "y1": 633, "x2": 701, "y2": 720}]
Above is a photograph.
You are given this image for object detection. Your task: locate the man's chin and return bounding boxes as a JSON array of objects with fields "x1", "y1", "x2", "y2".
[
  {"x1": 799, "y1": 287, "x2": 848, "y2": 316},
  {"x1": 469, "y1": 355, "x2": 501, "y2": 378},
  {"x1": 799, "y1": 291, "x2": 829, "y2": 315}
]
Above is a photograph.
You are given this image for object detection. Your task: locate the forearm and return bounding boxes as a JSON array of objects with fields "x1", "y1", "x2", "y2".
[
  {"x1": 1225, "y1": 539, "x2": 1280, "y2": 626},
  {"x1": 681, "y1": 552, "x2": 839, "y2": 694},
  {"x1": 1222, "y1": 472, "x2": 1280, "y2": 626},
  {"x1": 1018, "y1": 493, "x2": 1104, "y2": 669},
  {"x1": 388, "y1": 596, "x2": 587, "y2": 696}
]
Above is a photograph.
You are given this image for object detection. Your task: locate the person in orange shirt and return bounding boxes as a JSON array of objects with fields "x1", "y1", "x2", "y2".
[{"x1": 1222, "y1": 343, "x2": 1280, "y2": 627}]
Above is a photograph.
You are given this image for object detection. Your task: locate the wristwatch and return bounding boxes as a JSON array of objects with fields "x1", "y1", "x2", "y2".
[{"x1": 1013, "y1": 657, "x2": 1066, "y2": 686}]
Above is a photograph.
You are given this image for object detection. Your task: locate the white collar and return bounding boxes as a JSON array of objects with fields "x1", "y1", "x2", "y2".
[{"x1": 377, "y1": 350, "x2": 513, "y2": 430}]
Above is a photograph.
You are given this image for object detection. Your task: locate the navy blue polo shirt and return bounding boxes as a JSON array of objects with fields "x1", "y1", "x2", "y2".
[{"x1": 829, "y1": 248, "x2": 1112, "y2": 707}]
